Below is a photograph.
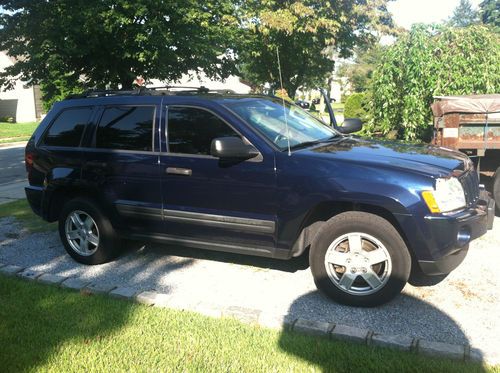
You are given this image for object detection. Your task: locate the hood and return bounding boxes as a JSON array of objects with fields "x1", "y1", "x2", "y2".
[{"x1": 299, "y1": 136, "x2": 470, "y2": 178}]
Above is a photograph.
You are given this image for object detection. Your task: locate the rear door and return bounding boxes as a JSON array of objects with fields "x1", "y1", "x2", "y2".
[
  {"x1": 81, "y1": 97, "x2": 162, "y2": 234},
  {"x1": 159, "y1": 103, "x2": 278, "y2": 255}
]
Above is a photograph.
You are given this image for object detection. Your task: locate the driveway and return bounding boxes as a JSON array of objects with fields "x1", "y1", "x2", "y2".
[{"x1": 0, "y1": 215, "x2": 498, "y2": 364}]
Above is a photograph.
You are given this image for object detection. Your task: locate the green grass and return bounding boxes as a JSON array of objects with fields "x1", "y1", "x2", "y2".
[
  {"x1": 0, "y1": 121, "x2": 39, "y2": 143},
  {"x1": 0, "y1": 199, "x2": 55, "y2": 233},
  {"x1": 0, "y1": 275, "x2": 492, "y2": 373}
]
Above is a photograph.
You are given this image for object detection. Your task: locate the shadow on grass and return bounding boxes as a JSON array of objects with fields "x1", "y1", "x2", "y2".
[
  {"x1": 278, "y1": 291, "x2": 487, "y2": 372},
  {"x1": 0, "y1": 275, "x2": 133, "y2": 372}
]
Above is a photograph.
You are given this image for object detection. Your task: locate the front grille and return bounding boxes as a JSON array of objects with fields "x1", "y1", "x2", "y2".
[{"x1": 459, "y1": 170, "x2": 480, "y2": 207}]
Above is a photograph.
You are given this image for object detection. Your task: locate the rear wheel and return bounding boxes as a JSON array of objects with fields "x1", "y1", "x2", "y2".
[
  {"x1": 310, "y1": 212, "x2": 411, "y2": 307},
  {"x1": 59, "y1": 198, "x2": 120, "y2": 265}
]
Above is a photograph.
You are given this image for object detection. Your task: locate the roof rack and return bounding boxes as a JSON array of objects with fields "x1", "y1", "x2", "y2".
[{"x1": 65, "y1": 86, "x2": 236, "y2": 100}]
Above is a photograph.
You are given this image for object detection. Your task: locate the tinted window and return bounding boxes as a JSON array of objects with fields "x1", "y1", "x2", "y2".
[
  {"x1": 96, "y1": 106, "x2": 154, "y2": 151},
  {"x1": 168, "y1": 107, "x2": 239, "y2": 155},
  {"x1": 42, "y1": 107, "x2": 92, "y2": 147}
]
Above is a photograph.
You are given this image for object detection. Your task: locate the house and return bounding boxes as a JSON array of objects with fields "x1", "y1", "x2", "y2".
[
  {"x1": 148, "y1": 71, "x2": 251, "y2": 94},
  {"x1": 0, "y1": 51, "x2": 43, "y2": 123}
]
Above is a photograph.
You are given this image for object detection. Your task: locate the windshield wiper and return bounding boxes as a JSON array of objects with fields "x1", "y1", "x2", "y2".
[{"x1": 287, "y1": 135, "x2": 340, "y2": 151}]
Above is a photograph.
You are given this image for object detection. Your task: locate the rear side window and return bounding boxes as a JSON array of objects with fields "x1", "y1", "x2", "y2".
[
  {"x1": 96, "y1": 106, "x2": 155, "y2": 151},
  {"x1": 42, "y1": 107, "x2": 92, "y2": 147},
  {"x1": 168, "y1": 106, "x2": 239, "y2": 155}
]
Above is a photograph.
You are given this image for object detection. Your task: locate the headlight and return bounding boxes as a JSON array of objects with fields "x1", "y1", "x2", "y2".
[{"x1": 422, "y1": 177, "x2": 466, "y2": 213}]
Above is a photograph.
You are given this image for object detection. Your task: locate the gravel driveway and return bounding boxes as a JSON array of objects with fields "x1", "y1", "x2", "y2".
[{"x1": 1, "y1": 216, "x2": 499, "y2": 364}]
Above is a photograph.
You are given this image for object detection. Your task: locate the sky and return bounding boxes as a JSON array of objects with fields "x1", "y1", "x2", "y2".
[{"x1": 388, "y1": 0, "x2": 482, "y2": 29}]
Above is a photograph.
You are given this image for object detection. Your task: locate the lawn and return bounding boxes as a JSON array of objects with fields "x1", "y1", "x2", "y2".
[
  {"x1": 0, "y1": 199, "x2": 55, "y2": 233},
  {"x1": 0, "y1": 121, "x2": 39, "y2": 143},
  {"x1": 0, "y1": 275, "x2": 490, "y2": 373}
]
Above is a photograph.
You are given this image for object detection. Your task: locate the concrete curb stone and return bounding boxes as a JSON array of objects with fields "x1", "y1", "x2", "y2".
[
  {"x1": 258, "y1": 312, "x2": 296, "y2": 331},
  {"x1": 192, "y1": 303, "x2": 223, "y2": 319},
  {"x1": 18, "y1": 268, "x2": 44, "y2": 281},
  {"x1": 135, "y1": 291, "x2": 170, "y2": 306},
  {"x1": 371, "y1": 333, "x2": 414, "y2": 351},
  {"x1": 418, "y1": 339, "x2": 465, "y2": 360},
  {"x1": 109, "y1": 286, "x2": 139, "y2": 300},
  {"x1": 84, "y1": 283, "x2": 117, "y2": 295},
  {"x1": 293, "y1": 318, "x2": 333, "y2": 337},
  {"x1": 61, "y1": 277, "x2": 91, "y2": 290},
  {"x1": 0, "y1": 264, "x2": 25, "y2": 276},
  {"x1": 223, "y1": 306, "x2": 261, "y2": 324},
  {"x1": 468, "y1": 347, "x2": 483, "y2": 362},
  {"x1": 37, "y1": 273, "x2": 68, "y2": 285},
  {"x1": 331, "y1": 324, "x2": 370, "y2": 344}
]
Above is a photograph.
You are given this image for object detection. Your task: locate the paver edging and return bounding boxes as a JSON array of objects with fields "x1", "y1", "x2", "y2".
[{"x1": 0, "y1": 269, "x2": 486, "y2": 365}]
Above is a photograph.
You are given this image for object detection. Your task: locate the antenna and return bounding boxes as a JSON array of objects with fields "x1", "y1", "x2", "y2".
[{"x1": 276, "y1": 47, "x2": 292, "y2": 156}]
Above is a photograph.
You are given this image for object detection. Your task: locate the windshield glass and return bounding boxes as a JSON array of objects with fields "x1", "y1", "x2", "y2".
[{"x1": 221, "y1": 97, "x2": 339, "y2": 151}]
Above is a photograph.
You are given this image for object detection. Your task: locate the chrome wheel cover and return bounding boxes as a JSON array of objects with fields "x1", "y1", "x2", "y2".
[
  {"x1": 65, "y1": 210, "x2": 100, "y2": 256},
  {"x1": 324, "y1": 232, "x2": 392, "y2": 296}
]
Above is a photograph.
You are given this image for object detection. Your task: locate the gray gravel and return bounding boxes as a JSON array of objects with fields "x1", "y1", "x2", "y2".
[{"x1": 0, "y1": 216, "x2": 499, "y2": 364}]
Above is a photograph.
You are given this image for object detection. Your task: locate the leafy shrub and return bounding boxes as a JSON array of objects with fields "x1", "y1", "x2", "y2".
[
  {"x1": 0, "y1": 116, "x2": 15, "y2": 123},
  {"x1": 369, "y1": 25, "x2": 500, "y2": 142},
  {"x1": 343, "y1": 93, "x2": 369, "y2": 121}
]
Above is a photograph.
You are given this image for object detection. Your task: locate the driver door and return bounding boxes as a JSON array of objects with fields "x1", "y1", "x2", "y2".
[{"x1": 158, "y1": 104, "x2": 278, "y2": 254}]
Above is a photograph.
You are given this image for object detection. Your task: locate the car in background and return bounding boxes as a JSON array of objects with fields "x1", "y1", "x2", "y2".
[{"x1": 295, "y1": 100, "x2": 310, "y2": 109}]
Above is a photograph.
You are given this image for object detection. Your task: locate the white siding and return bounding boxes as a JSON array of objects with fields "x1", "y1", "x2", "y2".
[{"x1": 0, "y1": 52, "x2": 37, "y2": 123}]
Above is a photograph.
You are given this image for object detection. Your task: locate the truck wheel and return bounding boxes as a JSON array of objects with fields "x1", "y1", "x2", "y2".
[
  {"x1": 494, "y1": 168, "x2": 500, "y2": 214},
  {"x1": 59, "y1": 197, "x2": 120, "y2": 265},
  {"x1": 309, "y1": 212, "x2": 411, "y2": 307}
]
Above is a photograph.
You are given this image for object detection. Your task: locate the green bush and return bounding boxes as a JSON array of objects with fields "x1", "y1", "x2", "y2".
[
  {"x1": 369, "y1": 25, "x2": 500, "y2": 142},
  {"x1": 343, "y1": 92, "x2": 368, "y2": 121},
  {"x1": 0, "y1": 116, "x2": 15, "y2": 123}
]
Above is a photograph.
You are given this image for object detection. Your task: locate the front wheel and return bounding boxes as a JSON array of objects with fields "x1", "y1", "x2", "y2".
[{"x1": 310, "y1": 212, "x2": 411, "y2": 307}]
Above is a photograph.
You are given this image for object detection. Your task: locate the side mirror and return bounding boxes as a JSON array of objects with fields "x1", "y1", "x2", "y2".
[
  {"x1": 339, "y1": 118, "x2": 363, "y2": 134},
  {"x1": 210, "y1": 137, "x2": 260, "y2": 160}
]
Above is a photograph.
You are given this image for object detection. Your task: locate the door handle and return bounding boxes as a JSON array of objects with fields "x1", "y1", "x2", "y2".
[{"x1": 166, "y1": 167, "x2": 192, "y2": 176}]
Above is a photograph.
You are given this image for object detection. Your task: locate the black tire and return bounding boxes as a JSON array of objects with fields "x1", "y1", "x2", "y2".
[
  {"x1": 58, "y1": 197, "x2": 120, "y2": 265},
  {"x1": 309, "y1": 211, "x2": 411, "y2": 307},
  {"x1": 494, "y1": 168, "x2": 500, "y2": 214}
]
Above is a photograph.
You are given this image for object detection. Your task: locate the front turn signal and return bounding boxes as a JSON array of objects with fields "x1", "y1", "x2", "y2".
[{"x1": 422, "y1": 191, "x2": 441, "y2": 213}]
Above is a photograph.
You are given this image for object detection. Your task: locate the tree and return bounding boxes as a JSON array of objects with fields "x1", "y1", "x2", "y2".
[
  {"x1": 449, "y1": 0, "x2": 479, "y2": 27},
  {"x1": 368, "y1": 25, "x2": 500, "y2": 141},
  {"x1": 237, "y1": 0, "x2": 395, "y2": 98},
  {"x1": 0, "y1": 0, "x2": 240, "y2": 105},
  {"x1": 337, "y1": 45, "x2": 386, "y2": 93},
  {"x1": 479, "y1": 0, "x2": 500, "y2": 28}
]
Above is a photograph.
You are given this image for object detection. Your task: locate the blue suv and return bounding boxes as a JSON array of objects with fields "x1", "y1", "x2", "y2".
[{"x1": 25, "y1": 88, "x2": 495, "y2": 306}]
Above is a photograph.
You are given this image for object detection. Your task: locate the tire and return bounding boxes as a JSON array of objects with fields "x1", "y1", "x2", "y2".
[
  {"x1": 309, "y1": 212, "x2": 411, "y2": 307},
  {"x1": 494, "y1": 168, "x2": 500, "y2": 214},
  {"x1": 58, "y1": 197, "x2": 120, "y2": 265}
]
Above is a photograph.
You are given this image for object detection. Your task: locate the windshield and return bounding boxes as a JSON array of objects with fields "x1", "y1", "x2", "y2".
[{"x1": 222, "y1": 97, "x2": 339, "y2": 151}]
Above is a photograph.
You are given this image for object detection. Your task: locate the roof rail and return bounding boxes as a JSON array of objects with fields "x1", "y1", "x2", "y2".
[{"x1": 65, "y1": 85, "x2": 236, "y2": 100}]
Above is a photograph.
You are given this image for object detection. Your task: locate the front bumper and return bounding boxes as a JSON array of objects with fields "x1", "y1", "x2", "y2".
[{"x1": 418, "y1": 189, "x2": 495, "y2": 275}]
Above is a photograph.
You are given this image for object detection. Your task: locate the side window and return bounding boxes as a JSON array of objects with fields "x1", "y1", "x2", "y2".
[
  {"x1": 42, "y1": 107, "x2": 92, "y2": 147},
  {"x1": 96, "y1": 106, "x2": 155, "y2": 151},
  {"x1": 168, "y1": 107, "x2": 240, "y2": 155}
]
